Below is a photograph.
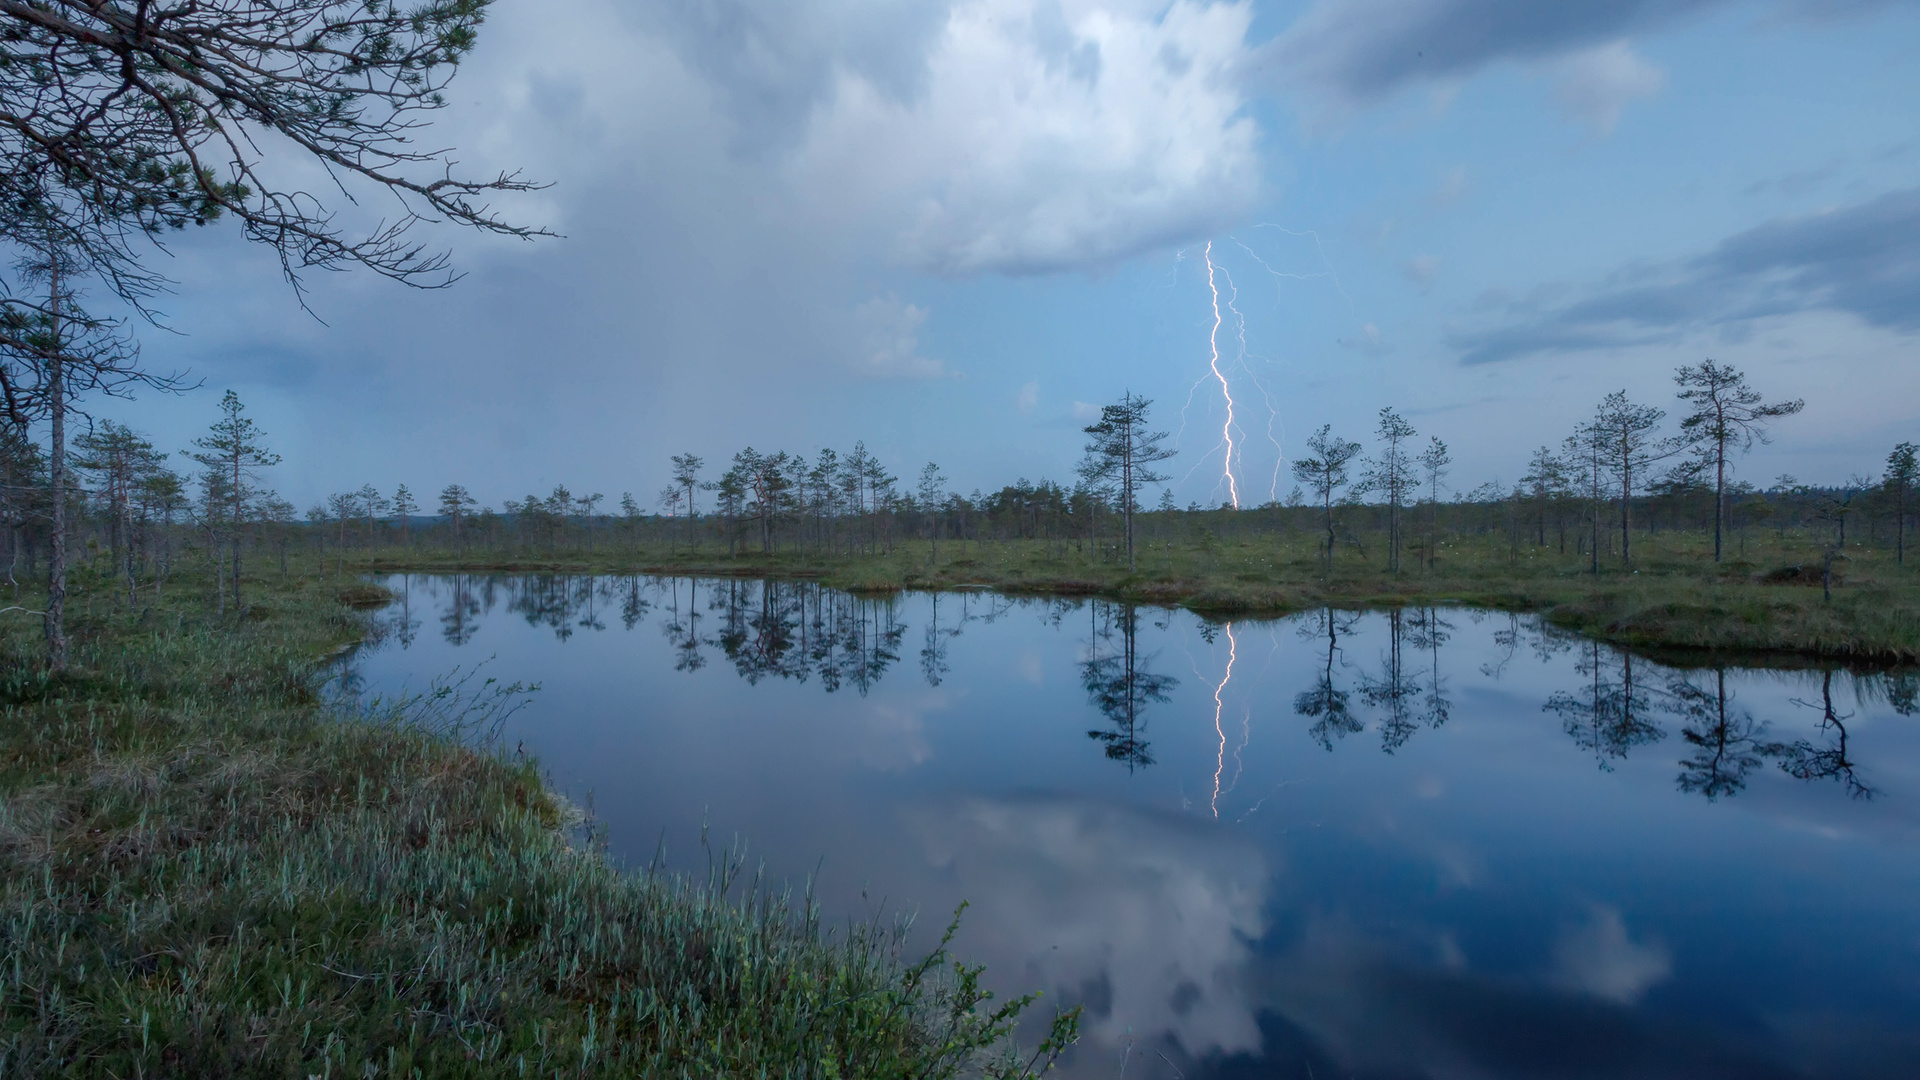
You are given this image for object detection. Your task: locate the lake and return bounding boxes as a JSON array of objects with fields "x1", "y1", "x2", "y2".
[{"x1": 343, "y1": 573, "x2": 1920, "y2": 1079}]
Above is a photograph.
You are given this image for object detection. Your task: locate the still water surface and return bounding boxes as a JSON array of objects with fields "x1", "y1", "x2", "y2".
[{"x1": 346, "y1": 574, "x2": 1920, "y2": 1079}]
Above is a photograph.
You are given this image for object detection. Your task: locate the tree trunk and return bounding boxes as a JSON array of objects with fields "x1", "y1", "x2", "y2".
[
  {"x1": 45, "y1": 332, "x2": 68, "y2": 672},
  {"x1": 1590, "y1": 479, "x2": 1600, "y2": 576},
  {"x1": 1323, "y1": 495, "x2": 1335, "y2": 571},
  {"x1": 1620, "y1": 455, "x2": 1633, "y2": 569},
  {"x1": 1895, "y1": 491, "x2": 1905, "y2": 565},
  {"x1": 231, "y1": 446, "x2": 244, "y2": 609},
  {"x1": 212, "y1": 530, "x2": 225, "y2": 616},
  {"x1": 121, "y1": 495, "x2": 135, "y2": 608},
  {"x1": 1713, "y1": 435, "x2": 1726, "y2": 563}
]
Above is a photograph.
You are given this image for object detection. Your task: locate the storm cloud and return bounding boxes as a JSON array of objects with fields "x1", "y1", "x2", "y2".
[
  {"x1": 1451, "y1": 186, "x2": 1920, "y2": 365},
  {"x1": 1272, "y1": 0, "x2": 1712, "y2": 102},
  {"x1": 76, "y1": 0, "x2": 1919, "y2": 506},
  {"x1": 1270, "y1": 0, "x2": 1902, "y2": 105}
]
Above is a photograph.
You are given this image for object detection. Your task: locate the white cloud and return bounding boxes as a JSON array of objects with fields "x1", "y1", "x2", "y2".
[
  {"x1": 857, "y1": 690, "x2": 950, "y2": 769},
  {"x1": 915, "y1": 797, "x2": 1268, "y2": 1056},
  {"x1": 1071, "y1": 400, "x2": 1103, "y2": 420},
  {"x1": 1341, "y1": 322, "x2": 1389, "y2": 355},
  {"x1": 1552, "y1": 905, "x2": 1671, "y2": 1004},
  {"x1": 854, "y1": 295, "x2": 950, "y2": 379},
  {"x1": 1403, "y1": 255, "x2": 1442, "y2": 287},
  {"x1": 1016, "y1": 380, "x2": 1040, "y2": 413},
  {"x1": 1551, "y1": 41, "x2": 1666, "y2": 134},
  {"x1": 790, "y1": 0, "x2": 1265, "y2": 275}
]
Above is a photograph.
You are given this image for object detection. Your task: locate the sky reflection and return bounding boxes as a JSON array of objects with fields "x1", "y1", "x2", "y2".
[{"x1": 352, "y1": 575, "x2": 1920, "y2": 1079}]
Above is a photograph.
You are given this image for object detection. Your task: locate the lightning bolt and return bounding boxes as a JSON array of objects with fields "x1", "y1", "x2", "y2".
[
  {"x1": 1210, "y1": 623, "x2": 1239, "y2": 819},
  {"x1": 1227, "y1": 227, "x2": 1360, "y2": 504},
  {"x1": 1243, "y1": 366, "x2": 1288, "y2": 502},
  {"x1": 1218, "y1": 262, "x2": 1279, "y2": 504},
  {"x1": 1249, "y1": 223, "x2": 1360, "y2": 313},
  {"x1": 1203, "y1": 241, "x2": 1241, "y2": 509}
]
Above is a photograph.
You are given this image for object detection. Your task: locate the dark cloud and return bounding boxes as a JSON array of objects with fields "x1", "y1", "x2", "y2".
[
  {"x1": 636, "y1": 0, "x2": 953, "y2": 153},
  {"x1": 1451, "y1": 187, "x2": 1920, "y2": 364},
  {"x1": 1270, "y1": 0, "x2": 1904, "y2": 103},
  {"x1": 1272, "y1": 0, "x2": 1717, "y2": 101}
]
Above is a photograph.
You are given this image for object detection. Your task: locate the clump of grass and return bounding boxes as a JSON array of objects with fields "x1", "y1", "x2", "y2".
[
  {"x1": 335, "y1": 582, "x2": 397, "y2": 608},
  {"x1": 0, "y1": 570, "x2": 1076, "y2": 1076}
]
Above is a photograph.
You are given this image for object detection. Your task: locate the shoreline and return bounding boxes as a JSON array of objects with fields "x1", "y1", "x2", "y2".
[
  {"x1": 0, "y1": 568, "x2": 1068, "y2": 1075},
  {"x1": 353, "y1": 544, "x2": 1920, "y2": 667}
]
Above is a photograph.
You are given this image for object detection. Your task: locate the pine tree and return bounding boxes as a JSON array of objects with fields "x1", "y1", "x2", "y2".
[
  {"x1": 670, "y1": 453, "x2": 704, "y2": 551},
  {"x1": 1592, "y1": 391, "x2": 1669, "y2": 568},
  {"x1": 392, "y1": 484, "x2": 418, "y2": 545},
  {"x1": 1521, "y1": 446, "x2": 1571, "y2": 550},
  {"x1": 1674, "y1": 359, "x2": 1804, "y2": 561},
  {"x1": 326, "y1": 492, "x2": 358, "y2": 551},
  {"x1": 1417, "y1": 436, "x2": 1451, "y2": 569},
  {"x1": 917, "y1": 462, "x2": 949, "y2": 564},
  {"x1": 437, "y1": 484, "x2": 477, "y2": 546},
  {"x1": 187, "y1": 391, "x2": 280, "y2": 611},
  {"x1": 73, "y1": 421, "x2": 167, "y2": 605},
  {"x1": 619, "y1": 491, "x2": 642, "y2": 550},
  {"x1": 1081, "y1": 393, "x2": 1174, "y2": 571},
  {"x1": 7, "y1": 214, "x2": 168, "y2": 667},
  {"x1": 1291, "y1": 425, "x2": 1363, "y2": 571},
  {"x1": 355, "y1": 484, "x2": 390, "y2": 552},
  {"x1": 1360, "y1": 408, "x2": 1418, "y2": 572},
  {"x1": 1885, "y1": 442, "x2": 1918, "y2": 565}
]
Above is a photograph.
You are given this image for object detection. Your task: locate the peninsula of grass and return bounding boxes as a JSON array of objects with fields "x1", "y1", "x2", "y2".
[
  {"x1": 356, "y1": 530, "x2": 1920, "y2": 665},
  {"x1": 0, "y1": 565, "x2": 1072, "y2": 1076}
]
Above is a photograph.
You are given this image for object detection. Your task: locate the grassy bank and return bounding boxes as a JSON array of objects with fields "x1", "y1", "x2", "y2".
[
  {"x1": 349, "y1": 529, "x2": 1920, "y2": 664},
  {"x1": 0, "y1": 566, "x2": 1073, "y2": 1076}
]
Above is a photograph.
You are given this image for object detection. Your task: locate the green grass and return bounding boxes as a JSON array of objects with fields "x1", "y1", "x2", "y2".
[
  {"x1": 356, "y1": 527, "x2": 1920, "y2": 663},
  {"x1": 0, "y1": 564, "x2": 1076, "y2": 1076},
  {"x1": 6, "y1": 526, "x2": 1897, "y2": 1071}
]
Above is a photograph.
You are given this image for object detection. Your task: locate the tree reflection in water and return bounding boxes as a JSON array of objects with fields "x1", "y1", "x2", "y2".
[
  {"x1": 1361, "y1": 608, "x2": 1455, "y2": 753},
  {"x1": 1779, "y1": 669, "x2": 1876, "y2": 800},
  {"x1": 697, "y1": 578, "x2": 909, "y2": 694},
  {"x1": 391, "y1": 577, "x2": 1913, "y2": 802},
  {"x1": 1408, "y1": 606, "x2": 1454, "y2": 734},
  {"x1": 1295, "y1": 607, "x2": 1362, "y2": 751},
  {"x1": 1671, "y1": 668, "x2": 1782, "y2": 800},
  {"x1": 1545, "y1": 641, "x2": 1666, "y2": 769},
  {"x1": 440, "y1": 574, "x2": 482, "y2": 646},
  {"x1": 920, "y1": 592, "x2": 963, "y2": 687},
  {"x1": 1081, "y1": 600, "x2": 1177, "y2": 771},
  {"x1": 507, "y1": 574, "x2": 591, "y2": 641},
  {"x1": 1362, "y1": 608, "x2": 1422, "y2": 752},
  {"x1": 712, "y1": 577, "x2": 804, "y2": 684},
  {"x1": 661, "y1": 577, "x2": 705, "y2": 673},
  {"x1": 391, "y1": 574, "x2": 421, "y2": 649},
  {"x1": 1293, "y1": 606, "x2": 1454, "y2": 756},
  {"x1": 618, "y1": 576, "x2": 649, "y2": 631}
]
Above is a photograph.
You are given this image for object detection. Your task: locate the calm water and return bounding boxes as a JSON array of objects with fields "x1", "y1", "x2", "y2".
[{"x1": 346, "y1": 574, "x2": 1920, "y2": 1079}]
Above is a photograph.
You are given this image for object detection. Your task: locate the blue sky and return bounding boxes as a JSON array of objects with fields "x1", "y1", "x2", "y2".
[{"x1": 95, "y1": 0, "x2": 1920, "y2": 511}]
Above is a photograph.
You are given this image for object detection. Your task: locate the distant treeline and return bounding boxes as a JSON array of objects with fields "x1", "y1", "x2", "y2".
[
  {"x1": 1, "y1": 362, "x2": 1914, "y2": 623},
  {"x1": 291, "y1": 459, "x2": 1910, "y2": 567},
  {"x1": 284, "y1": 360, "x2": 1918, "y2": 573}
]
